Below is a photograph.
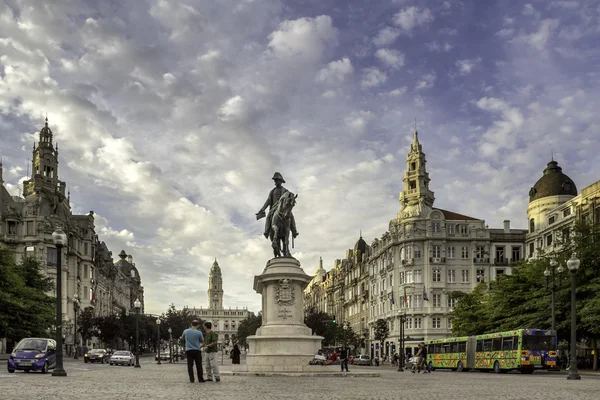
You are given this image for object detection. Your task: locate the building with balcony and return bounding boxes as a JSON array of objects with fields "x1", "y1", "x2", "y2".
[
  {"x1": 526, "y1": 160, "x2": 600, "y2": 259},
  {"x1": 366, "y1": 130, "x2": 526, "y2": 360},
  {"x1": 0, "y1": 118, "x2": 144, "y2": 352},
  {"x1": 184, "y1": 259, "x2": 253, "y2": 347},
  {"x1": 303, "y1": 238, "x2": 372, "y2": 353}
]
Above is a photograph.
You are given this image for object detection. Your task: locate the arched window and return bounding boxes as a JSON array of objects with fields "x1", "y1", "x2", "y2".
[{"x1": 529, "y1": 218, "x2": 535, "y2": 233}]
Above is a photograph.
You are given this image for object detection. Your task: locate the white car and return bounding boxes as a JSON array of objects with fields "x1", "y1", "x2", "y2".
[
  {"x1": 109, "y1": 351, "x2": 134, "y2": 366},
  {"x1": 353, "y1": 355, "x2": 372, "y2": 366}
]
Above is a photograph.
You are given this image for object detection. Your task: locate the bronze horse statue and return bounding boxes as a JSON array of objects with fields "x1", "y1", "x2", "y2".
[{"x1": 269, "y1": 191, "x2": 298, "y2": 258}]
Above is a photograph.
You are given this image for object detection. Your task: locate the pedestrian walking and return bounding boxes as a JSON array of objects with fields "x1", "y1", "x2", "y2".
[
  {"x1": 231, "y1": 344, "x2": 241, "y2": 365},
  {"x1": 181, "y1": 320, "x2": 205, "y2": 383},
  {"x1": 202, "y1": 322, "x2": 220, "y2": 382},
  {"x1": 338, "y1": 347, "x2": 349, "y2": 372}
]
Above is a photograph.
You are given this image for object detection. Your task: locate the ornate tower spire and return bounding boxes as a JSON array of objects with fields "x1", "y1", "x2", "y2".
[
  {"x1": 398, "y1": 128, "x2": 435, "y2": 219},
  {"x1": 22, "y1": 117, "x2": 65, "y2": 198},
  {"x1": 208, "y1": 259, "x2": 224, "y2": 309}
]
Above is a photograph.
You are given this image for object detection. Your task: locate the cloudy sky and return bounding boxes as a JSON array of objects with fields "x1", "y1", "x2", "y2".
[{"x1": 1, "y1": 0, "x2": 599, "y2": 315}]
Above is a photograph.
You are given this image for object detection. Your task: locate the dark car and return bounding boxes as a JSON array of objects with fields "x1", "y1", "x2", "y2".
[
  {"x1": 7, "y1": 338, "x2": 57, "y2": 373},
  {"x1": 84, "y1": 349, "x2": 108, "y2": 363}
]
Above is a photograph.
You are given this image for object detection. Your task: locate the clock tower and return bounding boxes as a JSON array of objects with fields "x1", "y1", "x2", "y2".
[
  {"x1": 22, "y1": 117, "x2": 67, "y2": 199},
  {"x1": 207, "y1": 259, "x2": 224, "y2": 309}
]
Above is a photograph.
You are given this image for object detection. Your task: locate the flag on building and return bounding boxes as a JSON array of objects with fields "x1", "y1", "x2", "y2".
[
  {"x1": 403, "y1": 287, "x2": 408, "y2": 306},
  {"x1": 423, "y1": 287, "x2": 429, "y2": 301}
]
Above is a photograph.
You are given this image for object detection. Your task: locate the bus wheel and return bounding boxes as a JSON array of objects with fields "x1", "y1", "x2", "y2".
[
  {"x1": 457, "y1": 361, "x2": 464, "y2": 372},
  {"x1": 494, "y1": 361, "x2": 501, "y2": 373}
]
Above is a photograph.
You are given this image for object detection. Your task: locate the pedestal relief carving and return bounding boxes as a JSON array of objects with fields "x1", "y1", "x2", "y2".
[{"x1": 274, "y1": 278, "x2": 295, "y2": 306}]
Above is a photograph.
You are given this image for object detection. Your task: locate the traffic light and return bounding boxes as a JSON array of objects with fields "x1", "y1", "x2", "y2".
[{"x1": 332, "y1": 315, "x2": 336, "y2": 324}]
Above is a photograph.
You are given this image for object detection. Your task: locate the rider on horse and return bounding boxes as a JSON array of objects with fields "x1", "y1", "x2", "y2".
[{"x1": 256, "y1": 172, "x2": 299, "y2": 240}]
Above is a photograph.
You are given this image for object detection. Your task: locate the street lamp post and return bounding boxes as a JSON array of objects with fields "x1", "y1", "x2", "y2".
[
  {"x1": 51, "y1": 228, "x2": 68, "y2": 377},
  {"x1": 73, "y1": 294, "x2": 80, "y2": 359},
  {"x1": 168, "y1": 327, "x2": 173, "y2": 364},
  {"x1": 566, "y1": 253, "x2": 581, "y2": 380},
  {"x1": 397, "y1": 311, "x2": 406, "y2": 372},
  {"x1": 544, "y1": 259, "x2": 565, "y2": 332},
  {"x1": 134, "y1": 298, "x2": 141, "y2": 368},
  {"x1": 156, "y1": 318, "x2": 162, "y2": 365}
]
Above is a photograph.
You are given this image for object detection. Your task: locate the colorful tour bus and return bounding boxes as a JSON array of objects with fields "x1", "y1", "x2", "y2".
[{"x1": 425, "y1": 329, "x2": 558, "y2": 373}]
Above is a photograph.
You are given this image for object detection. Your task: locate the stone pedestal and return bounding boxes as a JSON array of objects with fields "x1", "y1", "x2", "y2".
[{"x1": 245, "y1": 257, "x2": 323, "y2": 373}]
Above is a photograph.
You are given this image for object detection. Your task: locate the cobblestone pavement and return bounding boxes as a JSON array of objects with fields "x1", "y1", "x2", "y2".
[{"x1": 1, "y1": 358, "x2": 599, "y2": 400}]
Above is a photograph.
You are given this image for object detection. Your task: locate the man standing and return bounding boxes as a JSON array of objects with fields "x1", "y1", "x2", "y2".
[
  {"x1": 202, "y1": 322, "x2": 220, "y2": 382},
  {"x1": 339, "y1": 347, "x2": 349, "y2": 372},
  {"x1": 256, "y1": 172, "x2": 299, "y2": 239},
  {"x1": 181, "y1": 320, "x2": 205, "y2": 383}
]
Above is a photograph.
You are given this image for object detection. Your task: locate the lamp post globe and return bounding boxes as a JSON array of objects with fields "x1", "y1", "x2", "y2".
[
  {"x1": 134, "y1": 298, "x2": 141, "y2": 368},
  {"x1": 566, "y1": 253, "x2": 581, "y2": 381},
  {"x1": 156, "y1": 319, "x2": 162, "y2": 365},
  {"x1": 51, "y1": 227, "x2": 68, "y2": 377}
]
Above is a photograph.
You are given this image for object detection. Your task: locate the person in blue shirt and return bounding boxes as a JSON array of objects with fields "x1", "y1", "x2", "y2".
[{"x1": 181, "y1": 320, "x2": 205, "y2": 382}]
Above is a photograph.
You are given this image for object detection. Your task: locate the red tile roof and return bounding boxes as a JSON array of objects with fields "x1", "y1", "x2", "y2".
[{"x1": 433, "y1": 208, "x2": 480, "y2": 221}]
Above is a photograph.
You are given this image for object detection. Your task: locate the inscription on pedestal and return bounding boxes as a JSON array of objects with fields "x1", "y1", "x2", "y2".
[{"x1": 277, "y1": 308, "x2": 293, "y2": 320}]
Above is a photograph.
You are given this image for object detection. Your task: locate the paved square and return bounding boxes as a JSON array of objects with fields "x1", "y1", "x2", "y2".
[{"x1": 1, "y1": 358, "x2": 598, "y2": 400}]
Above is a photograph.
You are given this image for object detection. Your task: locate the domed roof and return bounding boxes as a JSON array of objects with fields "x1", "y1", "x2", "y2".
[
  {"x1": 354, "y1": 235, "x2": 368, "y2": 254},
  {"x1": 529, "y1": 160, "x2": 577, "y2": 203}
]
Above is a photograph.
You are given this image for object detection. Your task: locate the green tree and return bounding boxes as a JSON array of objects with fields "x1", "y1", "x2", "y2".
[
  {"x1": 449, "y1": 284, "x2": 493, "y2": 336},
  {"x1": 336, "y1": 322, "x2": 359, "y2": 349},
  {"x1": 449, "y1": 221, "x2": 600, "y2": 370},
  {"x1": 236, "y1": 313, "x2": 262, "y2": 349},
  {"x1": 78, "y1": 306, "x2": 96, "y2": 344},
  {"x1": 373, "y1": 318, "x2": 389, "y2": 354},
  {"x1": 0, "y1": 250, "x2": 55, "y2": 346}
]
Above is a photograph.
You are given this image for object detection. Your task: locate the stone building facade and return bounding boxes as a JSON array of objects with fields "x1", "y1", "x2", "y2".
[
  {"x1": 526, "y1": 160, "x2": 600, "y2": 259},
  {"x1": 184, "y1": 259, "x2": 252, "y2": 346},
  {"x1": 0, "y1": 118, "x2": 144, "y2": 352},
  {"x1": 303, "y1": 130, "x2": 527, "y2": 359}
]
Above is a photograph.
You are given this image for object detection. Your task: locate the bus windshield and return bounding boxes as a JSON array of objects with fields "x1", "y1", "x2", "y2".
[{"x1": 522, "y1": 336, "x2": 555, "y2": 351}]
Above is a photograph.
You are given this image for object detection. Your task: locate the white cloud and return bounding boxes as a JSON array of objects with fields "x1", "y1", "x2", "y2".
[
  {"x1": 316, "y1": 57, "x2": 353, "y2": 84},
  {"x1": 267, "y1": 15, "x2": 337, "y2": 62},
  {"x1": 476, "y1": 97, "x2": 524, "y2": 156},
  {"x1": 523, "y1": 4, "x2": 536, "y2": 16},
  {"x1": 387, "y1": 87, "x2": 408, "y2": 97},
  {"x1": 415, "y1": 73, "x2": 436, "y2": 90},
  {"x1": 375, "y1": 48, "x2": 405, "y2": 69},
  {"x1": 455, "y1": 58, "x2": 482, "y2": 75},
  {"x1": 525, "y1": 19, "x2": 560, "y2": 50},
  {"x1": 373, "y1": 26, "x2": 400, "y2": 47},
  {"x1": 393, "y1": 7, "x2": 435, "y2": 34},
  {"x1": 344, "y1": 110, "x2": 374, "y2": 136},
  {"x1": 426, "y1": 41, "x2": 453, "y2": 52},
  {"x1": 361, "y1": 67, "x2": 387, "y2": 89}
]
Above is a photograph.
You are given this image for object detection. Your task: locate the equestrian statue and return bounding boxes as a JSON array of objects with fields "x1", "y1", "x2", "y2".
[{"x1": 256, "y1": 172, "x2": 299, "y2": 258}]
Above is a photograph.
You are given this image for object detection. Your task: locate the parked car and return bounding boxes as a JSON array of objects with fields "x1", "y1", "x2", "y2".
[
  {"x1": 353, "y1": 355, "x2": 372, "y2": 366},
  {"x1": 109, "y1": 351, "x2": 134, "y2": 366},
  {"x1": 7, "y1": 338, "x2": 57, "y2": 373},
  {"x1": 155, "y1": 352, "x2": 171, "y2": 361},
  {"x1": 84, "y1": 349, "x2": 108, "y2": 363}
]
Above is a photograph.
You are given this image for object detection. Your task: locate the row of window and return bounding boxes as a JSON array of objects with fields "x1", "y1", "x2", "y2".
[
  {"x1": 372, "y1": 296, "x2": 458, "y2": 315},
  {"x1": 399, "y1": 246, "x2": 521, "y2": 261}
]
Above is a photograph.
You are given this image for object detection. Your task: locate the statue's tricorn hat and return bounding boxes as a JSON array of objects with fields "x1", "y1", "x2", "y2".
[{"x1": 272, "y1": 172, "x2": 285, "y2": 183}]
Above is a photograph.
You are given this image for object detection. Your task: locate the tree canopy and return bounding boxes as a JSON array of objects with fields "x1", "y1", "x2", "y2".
[
  {"x1": 0, "y1": 250, "x2": 55, "y2": 346},
  {"x1": 235, "y1": 312, "x2": 262, "y2": 348},
  {"x1": 449, "y1": 222, "x2": 600, "y2": 369}
]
